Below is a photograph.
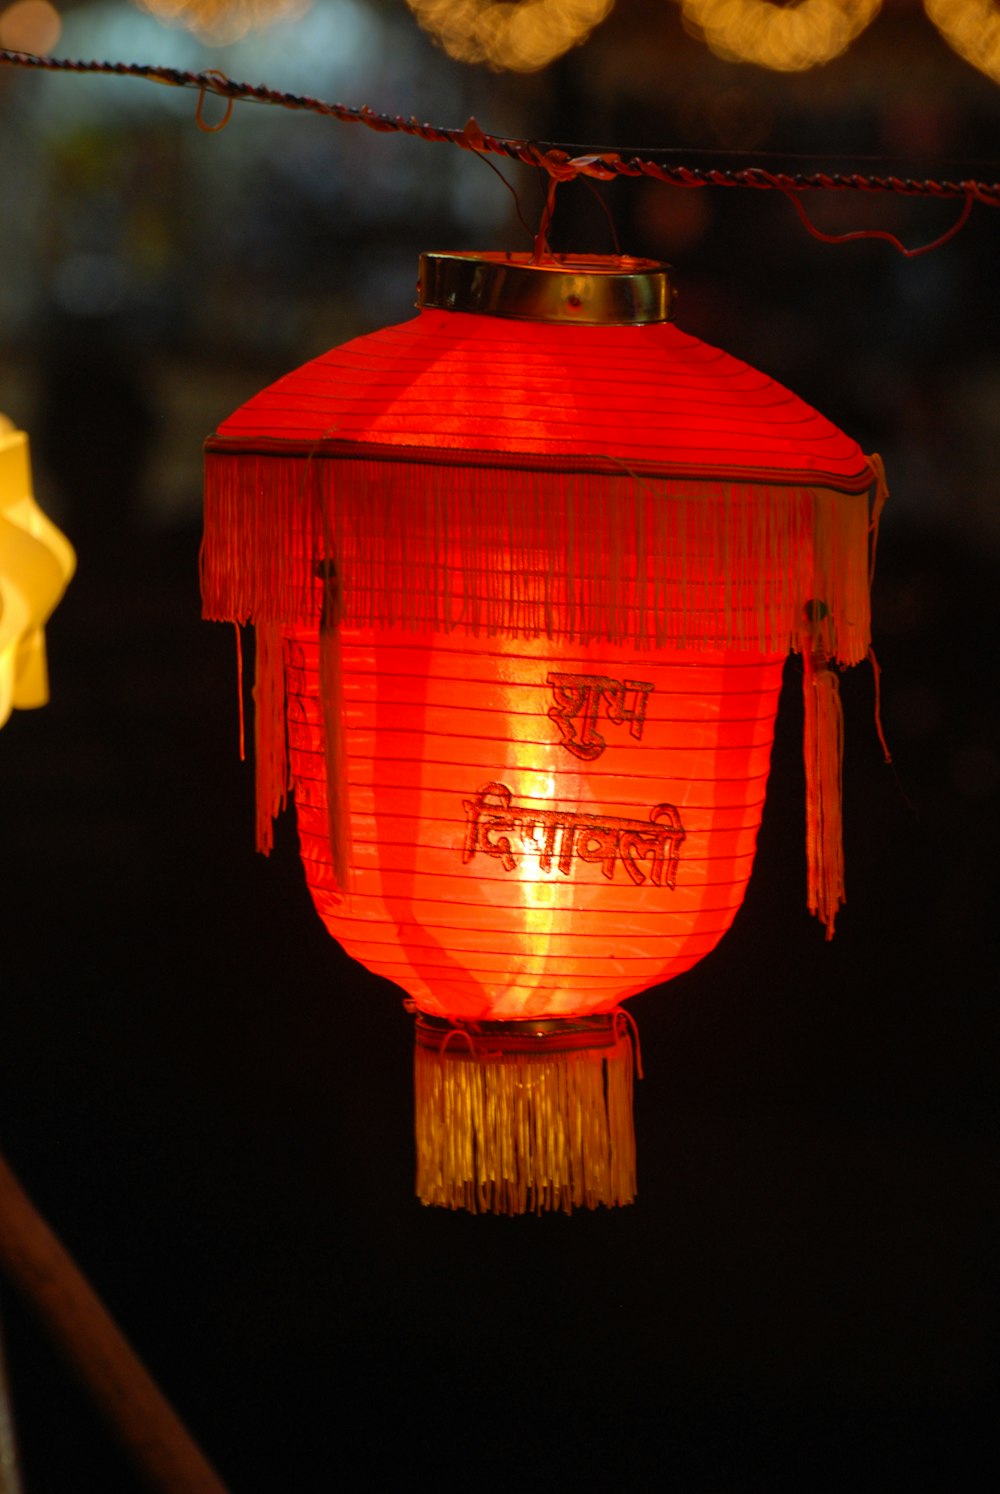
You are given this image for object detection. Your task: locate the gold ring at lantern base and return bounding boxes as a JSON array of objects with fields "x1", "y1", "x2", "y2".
[
  {"x1": 413, "y1": 1011, "x2": 636, "y2": 1214},
  {"x1": 415, "y1": 1011, "x2": 621, "y2": 1054},
  {"x1": 418, "y1": 251, "x2": 676, "y2": 326}
]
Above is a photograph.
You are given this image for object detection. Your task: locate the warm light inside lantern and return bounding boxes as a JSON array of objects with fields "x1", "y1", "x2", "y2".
[
  {"x1": 286, "y1": 627, "x2": 786, "y2": 1020},
  {"x1": 203, "y1": 248, "x2": 882, "y2": 1214}
]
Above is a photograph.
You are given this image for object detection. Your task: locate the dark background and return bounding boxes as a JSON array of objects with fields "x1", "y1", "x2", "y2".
[{"x1": 1, "y1": 2, "x2": 998, "y2": 1489}]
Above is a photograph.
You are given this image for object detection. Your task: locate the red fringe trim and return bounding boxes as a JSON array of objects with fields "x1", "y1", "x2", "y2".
[{"x1": 201, "y1": 454, "x2": 878, "y2": 664}]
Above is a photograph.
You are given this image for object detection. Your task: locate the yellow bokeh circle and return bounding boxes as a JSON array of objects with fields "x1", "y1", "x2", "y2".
[
  {"x1": 677, "y1": 0, "x2": 882, "y2": 73},
  {"x1": 925, "y1": 0, "x2": 1000, "y2": 84},
  {"x1": 134, "y1": 0, "x2": 312, "y2": 46},
  {"x1": 406, "y1": 0, "x2": 615, "y2": 73},
  {"x1": 0, "y1": 0, "x2": 62, "y2": 54}
]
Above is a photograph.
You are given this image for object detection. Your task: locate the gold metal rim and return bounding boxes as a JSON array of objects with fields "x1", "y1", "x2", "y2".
[
  {"x1": 418, "y1": 251, "x2": 675, "y2": 326},
  {"x1": 413, "y1": 1012, "x2": 623, "y2": 1060}
]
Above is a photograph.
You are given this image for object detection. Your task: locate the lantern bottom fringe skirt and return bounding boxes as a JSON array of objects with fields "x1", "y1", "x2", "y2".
[{"x1": 413, "y1": 1013, "x2": 636, "y2": 1214}]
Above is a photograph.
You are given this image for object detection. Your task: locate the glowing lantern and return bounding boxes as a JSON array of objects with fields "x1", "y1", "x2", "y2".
[
  {"x1": 0, "y1": 414, "x2": 76, "y2": 729},
  {"x1": 202, "y1": 253, "x2": 885, "y2": 1213}
]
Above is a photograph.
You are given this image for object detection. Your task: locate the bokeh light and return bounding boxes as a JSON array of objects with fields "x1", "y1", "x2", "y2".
[
  {"x1": 406, "y1": 0, "x2": 614, "y2": 73},
  {"x1": 677, "y1": 0, "x2": 881, "y2": 73},
  {"x1": 0, "y1": 0, "x2": 62, "y2": 54},
  {"x1": 132, "y1": 0, "x2": 312, "y2": 46},
  {"x1": 925, "y1": 0, "x2": 1000, "y2": 85}
]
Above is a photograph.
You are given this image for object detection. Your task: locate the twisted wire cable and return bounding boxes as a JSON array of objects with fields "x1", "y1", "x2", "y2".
[{"x1": 2, "y1": 50, "x2": 998, "y2": 205}]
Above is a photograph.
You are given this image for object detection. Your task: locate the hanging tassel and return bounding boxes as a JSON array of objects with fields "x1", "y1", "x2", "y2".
[
  {"x1": 318, "y1": 560, "x2": 351, "y2": 893},
  {"x1": 252, "y1": 621, "x2": 287, "y2": 855},
  {"x1": 801, "y1": 602, "x2": 845, "y2": 938},
  {"x1": 866, "y1": 452, "x2": 890, "y2": 590},
  {"x1": 413, "y1": 1014, "x2": 636, "y2": 1214},
  {"x1": 798, "y1": 454, "x2": 887, "y2": 937}
]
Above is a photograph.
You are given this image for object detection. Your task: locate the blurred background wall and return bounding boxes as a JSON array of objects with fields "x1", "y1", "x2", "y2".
[{"x1": 0, "y1": 3, "x2": 998, "y2": 1489}]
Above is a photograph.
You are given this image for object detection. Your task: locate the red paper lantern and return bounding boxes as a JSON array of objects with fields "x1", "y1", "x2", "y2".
[{"x1": 202, "y1": 253, "x2": 886, "y2": 1214}]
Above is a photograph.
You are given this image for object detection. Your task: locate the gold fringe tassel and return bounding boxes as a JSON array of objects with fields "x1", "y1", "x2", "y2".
[{"x1": 414, "y1": 1024, "x2": 636, "y2": 1214}]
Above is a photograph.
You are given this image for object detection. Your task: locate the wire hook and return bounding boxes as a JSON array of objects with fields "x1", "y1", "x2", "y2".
[{"x1": 195, "y1": 70, "x2": 234, "y2": 134}]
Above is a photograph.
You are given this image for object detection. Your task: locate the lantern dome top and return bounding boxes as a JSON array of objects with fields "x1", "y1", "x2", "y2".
[
  {"x1": 208, "y1": 261, "x2": 871, "y2": 492},
  {"x1": 418, "y1": 252, "x2": 676, "y2": 327}
]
